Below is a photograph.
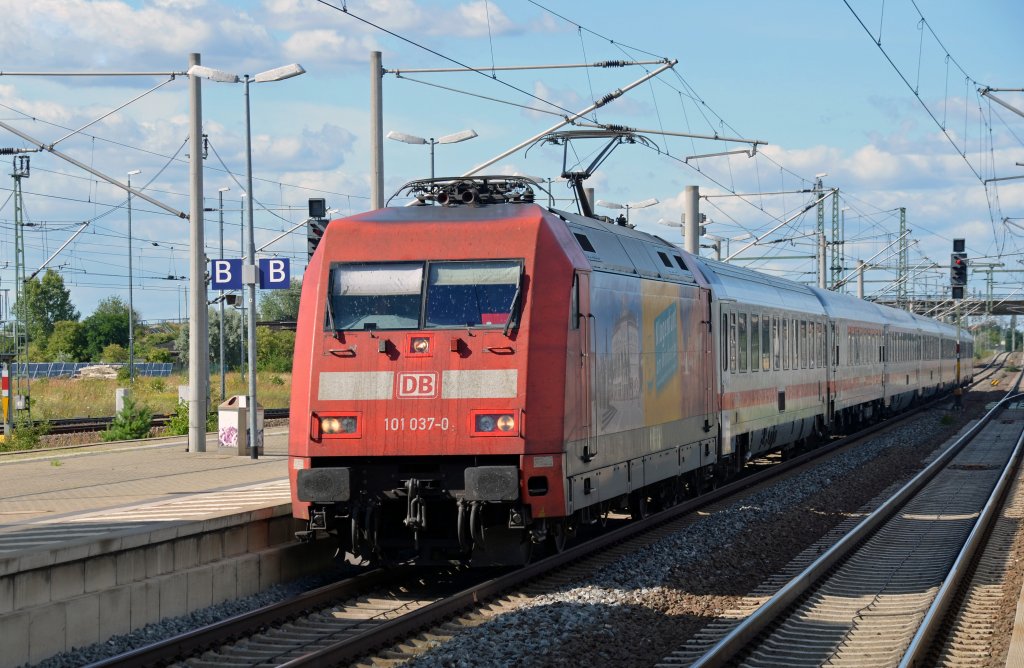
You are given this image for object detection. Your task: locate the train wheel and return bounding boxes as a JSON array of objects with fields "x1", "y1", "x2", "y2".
[
  {"x1": 629, "y1": 491, "x2": 649, "y2": 520},
  {"x1": 546, "y1": 520, "x2": 568, "y2": 554}
]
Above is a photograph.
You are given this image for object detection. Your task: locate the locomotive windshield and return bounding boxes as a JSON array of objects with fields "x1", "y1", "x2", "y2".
[{"x1": 329, "y1": 260, "x2": 521, "y2": 331}]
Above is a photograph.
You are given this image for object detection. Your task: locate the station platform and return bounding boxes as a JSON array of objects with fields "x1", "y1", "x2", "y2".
[
  {"x1": 0, "y1": 426, "x2": 337, "y2": 667},
  {"x1": 0, "y1": 426, "x2": 291, "y2": 557}
]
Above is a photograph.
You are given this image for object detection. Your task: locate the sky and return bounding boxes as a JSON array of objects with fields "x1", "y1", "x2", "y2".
[{"x1": 0, "y1": 0, "x2": 1022, "y2": 324}]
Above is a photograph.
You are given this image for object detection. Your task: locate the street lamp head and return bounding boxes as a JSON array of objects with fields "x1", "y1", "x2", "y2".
[
  {"x1": 254, "y1": 63, "x2": 305, "y2": 83},
  {"x1": 630, "y1": 197, "x2": 659, "y2": 209},
  {"x1": 218, "y1": 186, "x2": 230, "y2": 193},
  {"x1": 127, "y1": 169, "x2": 141, "y2": 177},
  {"x1": 437, "y1": 129, "x2": 478, "y2": 144},
  {"x1": 596, "y1": 199, "x2": 624, "y2": 210},
  {"x1": 387, "y1": 130, "x2": 428, "y2": 145},
  {"x1": 187, "y1": 65, "x2": 240, "y2": 83}
]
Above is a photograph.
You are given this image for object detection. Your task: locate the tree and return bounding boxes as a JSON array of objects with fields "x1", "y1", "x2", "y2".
[
  {"x1": 100, "y1": 343, "x2": 128, "y2": 363},
  {"x1": 12, "y1": 269, "x2": 79, "y2": 345},
  {"x1": 174, "y1": 307, "x2": 244, "y2": 368},
  {"x1": 258, "y1": 279, "x2": 302, "y2": 321},
  {"x1": 255, "y1": 326, "x2": 296, "y2": 372},
  {"x1": 81, "y1": 296, "x2": 135, "y2": 361},
  {"x1": 44, "y1": 320, "x2": 87, "y2": 361}
]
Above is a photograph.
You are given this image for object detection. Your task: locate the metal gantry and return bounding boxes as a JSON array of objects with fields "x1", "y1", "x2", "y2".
[
  {"x1": 898, "y1": 207, "x2": 908, "y2": 310},
  {"x1": 11, "y1": 155, "x2": 30, "y2": 420}
]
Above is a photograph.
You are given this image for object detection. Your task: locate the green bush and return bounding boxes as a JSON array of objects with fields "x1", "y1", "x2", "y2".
[
  {"x1": 166, "y1": 400, "x2": 189, "y2": 435},
  {"x1": 102, "y1": 397, "x2": 153, "y2": 441},
  {"x1": 1, "y1": 414, "x2": 51, "y2": 451},
  {"x1": 165, "y1": 399, "x2": 215, "y2": 435}
]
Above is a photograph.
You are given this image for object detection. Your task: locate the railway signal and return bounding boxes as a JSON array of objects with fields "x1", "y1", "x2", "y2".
[
  {"x1": 307, "y1": 198, "x2": 328, "y2": 260},
  {"x1": 950, "y1": 238, "x2": 967, "y2": 299}
]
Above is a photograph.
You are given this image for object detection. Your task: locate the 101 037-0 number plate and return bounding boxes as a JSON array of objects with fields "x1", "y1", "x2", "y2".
[{"x1": 384, "y1": 417, "x2": 451, "y2": 431}]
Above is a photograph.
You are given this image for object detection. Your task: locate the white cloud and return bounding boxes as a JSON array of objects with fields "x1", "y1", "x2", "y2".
[{"x1": 282, "y1": 29, "x2": 380, "y2": 64}]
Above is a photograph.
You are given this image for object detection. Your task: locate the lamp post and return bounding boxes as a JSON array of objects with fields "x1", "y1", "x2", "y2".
[
  {"x1": 218, "y1": 186, "x2": 229, "y2": 401},
  {"x1": 596, "y1": 197, "x2": 659, "y2": 225},
  {"x1": 239, "y1": 192, "x2": 246, "y2": 377},
  {"x1": 386, "y1": 129, "x2": 478, "y2": 180},
  {"x1": 126, "y1": 169, "x2": 141, "y2": 383},
  {"x1": 191, "y1": 62, "x2": 305, "y2": 459}
]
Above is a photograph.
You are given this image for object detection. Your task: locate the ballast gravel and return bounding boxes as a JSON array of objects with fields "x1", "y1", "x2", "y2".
[{"x1": 33, "y1": 393, "x2": 993, "y2": 668}]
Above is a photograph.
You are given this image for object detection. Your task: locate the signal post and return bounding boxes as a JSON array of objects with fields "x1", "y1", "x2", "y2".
[{"x1": 950, "y1": 238, "x2": 968, "y2": 387}]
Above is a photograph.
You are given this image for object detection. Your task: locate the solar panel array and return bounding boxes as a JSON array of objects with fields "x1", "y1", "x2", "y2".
[{"x1": 11, "y1": 363, "x2": 176, "y2": 378}]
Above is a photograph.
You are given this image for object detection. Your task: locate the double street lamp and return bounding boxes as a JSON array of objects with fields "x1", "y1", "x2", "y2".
[
  {"x1": 189, "y1": 61, "x2": 305, "y2": 459},
  {"x1": 596, "y1": 197, "x2": 659, "y2": 225},
  {"x1": 126, "y1": 169, "x2": 141, "y2": 383},
  {"x1": 386, "y1": 129, "x2": 478, "y2": 180}
]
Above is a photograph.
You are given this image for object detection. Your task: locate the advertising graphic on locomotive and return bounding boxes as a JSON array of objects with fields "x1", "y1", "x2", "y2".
[{"x1": 288, "y1": 176, "x2": 972, "y2": 566}]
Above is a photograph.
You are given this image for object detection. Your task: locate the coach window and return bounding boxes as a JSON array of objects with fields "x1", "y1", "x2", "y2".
[
  {"x1": 750, "y1": 314, "x2": 760, "y2": 372},
  {"x1": 722, "y1": 314, "x2": 729, "y2": 372},
  {"x1": 809, "y1": 321, "x2": 816, "y2": 368},
  {"x1": 426, "y1": 260, "x2": 521, "y2": 328},
  {"x1": 772, "y1": 316, "x2": 781, "y2": 370},
  {"x1": 781, "y1": 318, "x2": 789, "y2": 370},
  {"x1": 800, "y1": 320, "x2": 808, "y2": 369},
  {"x1": 738, "y1": 313, "x2": 749, "y2": 372},
  {"x1": 729, "y1": 313, "x2": 737, "y2": 372},
  {"x1": 762, "y1": 316, "x2": 771, "y2": 371},
  {"x1": 329, "y1": 262, "x2": 424, "y2": 331}
]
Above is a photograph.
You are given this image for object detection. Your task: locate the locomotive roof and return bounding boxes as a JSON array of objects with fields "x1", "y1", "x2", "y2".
[{"x1": 550, "y1": 207, "x2": 697, "y2": 284}]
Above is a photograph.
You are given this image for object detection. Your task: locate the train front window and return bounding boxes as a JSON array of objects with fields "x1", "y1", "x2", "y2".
[
  {"x1": 426, "y1": 261, "x2": 521, "y2": 328},
  {"x1": 330, "y1": 262, "x2": 423, "y2": 330}
]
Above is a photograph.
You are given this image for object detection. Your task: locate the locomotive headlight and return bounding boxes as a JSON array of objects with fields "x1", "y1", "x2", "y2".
[
  {"x1": 472, "y1": 411, "x2": 517, "y2": 436},
  {"x1": 312, "y1": 412, "x2": 361, "y2": 440},
  {"x1": 410, "y1": 337, "x2": 430, "y2": 354}
]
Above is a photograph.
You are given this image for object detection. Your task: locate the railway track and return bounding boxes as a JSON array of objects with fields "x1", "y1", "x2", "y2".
[
  {"x1": 37, "y1": 407, "x2": 289, "y2": 435},
  {"x1": 665, "y1": 372, "x2": 1024, "y2": 667},
  {"x1": 87, "y1": 380, "x2": 984, "y2": 667}
]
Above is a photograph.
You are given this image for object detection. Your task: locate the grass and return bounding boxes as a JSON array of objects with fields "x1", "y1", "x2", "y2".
[{"x1": 26, "y1": 371, "x2": 293, "y2": 420}]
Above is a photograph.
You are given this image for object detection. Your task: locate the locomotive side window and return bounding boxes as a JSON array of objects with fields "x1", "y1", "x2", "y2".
[
  {"x1": 426, "y1": 260, "x2": 521, "y2": 328},
  {"x1": 330, "y1": 262, "x2": 423, "y2": 330}
]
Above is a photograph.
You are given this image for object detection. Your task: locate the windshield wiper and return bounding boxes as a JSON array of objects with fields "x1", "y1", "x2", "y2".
[{"x1": 503, "y1": 282, "x2": 522, "y2": 337}]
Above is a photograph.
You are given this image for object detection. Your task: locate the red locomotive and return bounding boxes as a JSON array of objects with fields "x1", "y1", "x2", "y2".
[{"x1": 289, "y1": 175, "x2": 970, "y2": 566}]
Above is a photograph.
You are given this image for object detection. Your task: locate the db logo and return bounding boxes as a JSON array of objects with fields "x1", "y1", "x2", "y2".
[{"x1": 397, "y1": 372, "x2": 438, "y2": 398}]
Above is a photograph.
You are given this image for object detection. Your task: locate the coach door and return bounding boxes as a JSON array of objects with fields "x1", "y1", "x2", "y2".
[
  {"x1": 576, "y1": 272, "x2": 597, "y2": 461},
  {"x1": 828, "y1": 321, "x2": 837, "y2": 424}
]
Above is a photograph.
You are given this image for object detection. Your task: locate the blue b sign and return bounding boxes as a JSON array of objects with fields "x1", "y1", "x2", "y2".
[
  {"x1": 259, "y1": 258, "x2": 290, "y2": 289},
  {"x1": 210, "y1": 259, "x2": 242, "y2": 290},
  {"x1": 210, "y1": 258, "x2": 290, "y2": 290}
]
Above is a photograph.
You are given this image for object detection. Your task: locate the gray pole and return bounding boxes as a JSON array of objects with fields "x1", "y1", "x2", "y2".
[
  {"x1": 240, "y1": 195, "x2": 246, "y2": 375},
  {"x1": 429, "y1": 139, "x2": 435, "y2": 180},
  {"x1": 857, "y1": 260, "x2": 865, "y2": 299},
  {"x1": 684, "y1": 185, "x2": 699, "y2": 255},
  {"x1": 244, "y1": 74, "x2": 259, "y2": 460},
  {"x1": 218, "y1": 188, "x2": 226, "y2": 401},
  {"x1": 127, "y1": 172, "x2": 135, "y2": 383},
  {"x1": 371, "y1": 51, "x2": 384, "y2": 209},
  {"x1": 188, "y1": 53, "x2": 208, "y2": 453},
  {"x1": 818, "y1": 233, "x2": 827, "y2": 289},
  {"x1": 585, "y1": 188, "x2": 595, "y2": 213}
]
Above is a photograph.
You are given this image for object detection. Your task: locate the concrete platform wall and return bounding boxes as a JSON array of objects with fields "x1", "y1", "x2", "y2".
[{"x1": 0, "y1": 505, "x2": 335, "y2": 666}]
